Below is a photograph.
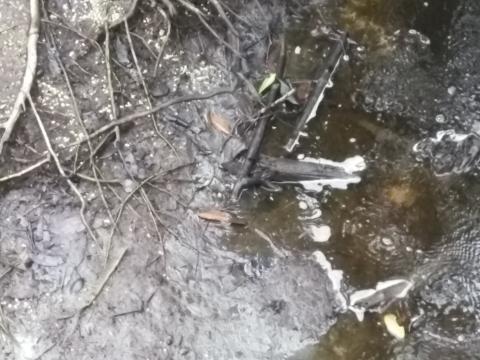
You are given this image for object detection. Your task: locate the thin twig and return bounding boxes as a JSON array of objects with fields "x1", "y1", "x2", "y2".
[
  {"x1": 0, "y1": 155, "x2": 49, "y2": 182},
  {"x1": 106, "y1": 162, "x2": 193, "y2": 254},
  {"x1": 0, "y1": 304, "x2": 18, "y2": 346},
  {"x1": 124, "y1": 19, "x2": 178, "y2": 158},
  {"x1": 218, "y1": 1, "x2": 252, "y2": 28},
  {"x1": 27, "y1": 94, "x2": 98, "y2": 244},
  {"x1": 106, "y1": 0, "x2": 139, "y2": 31},
  {"x1": 47, "y1": 26, "x2": 115, "y2": 225},
  {"x1": 208, "y1": 0, "x2": 238, "y2": 36},
  {"x1": 72, "y1": 247, "x2": 128, "y2": 316},
  {"x1": 130, "y1": 32, "x2": 158, "y2": 59},
  {"x1": 145, "y1": 182, "x2": 188, "y2": 208},
  {"x1": 70, "y1": 86, "x2": 235, "y2": 146},
  {"x1": 153, "y1": 8, "x2": 171, "y2": 77},
  {"x1": 176, "y1": 0, "x2": 242, "y2": 57},
  {"x1": 68, "y1": 171, "x2": 121, "y2": 184},
  {"x1": 0, "y1": 0, "x2": 39, "y2": 155},
  {"x1": 0, "y1": 267, "x2": 13, "y2": 281},
  {"x1": 104, "y1": 25, "x2": 121, "y2": 146},
  {"x1": 257, "y1": 88, "x2": 296, "y2": 116}
]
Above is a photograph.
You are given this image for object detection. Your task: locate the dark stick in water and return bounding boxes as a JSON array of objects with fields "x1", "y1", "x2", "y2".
[
  {"x1": 285, "y1": 33, "x2": 347, "y2": 152},
  {"x1": 233, "y1": 32, "x2": 287, "y2": 197}
]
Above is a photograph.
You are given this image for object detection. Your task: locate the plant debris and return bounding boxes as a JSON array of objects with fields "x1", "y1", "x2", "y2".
[
  {"x1": 198, "y1": 209, "x2": 246, "y2": 225},
  {"x1": 207, "y1": 111, "x2": 232, "y2": 135}
]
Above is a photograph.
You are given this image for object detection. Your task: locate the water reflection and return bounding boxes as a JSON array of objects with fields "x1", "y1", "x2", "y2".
[{"x1": 230, "y1": 0, "x2": 480, "y2": 358}]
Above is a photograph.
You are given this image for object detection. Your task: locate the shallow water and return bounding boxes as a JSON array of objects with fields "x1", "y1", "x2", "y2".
[{"x1": 231, "y1": 0, "x2": 480, "y2": 358}]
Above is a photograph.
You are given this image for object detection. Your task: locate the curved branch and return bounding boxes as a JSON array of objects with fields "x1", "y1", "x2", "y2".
[{"x1": 0, "y1": 0, "x2": 39, "y2": 155}]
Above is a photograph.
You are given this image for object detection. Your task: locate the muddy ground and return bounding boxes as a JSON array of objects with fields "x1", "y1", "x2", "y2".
[
  {"x1": 4, "y1": 0, "x2": 480, "y2": 359},
  {"x1": 0, "y1": 1, "x2": 345, "y2": 359}
]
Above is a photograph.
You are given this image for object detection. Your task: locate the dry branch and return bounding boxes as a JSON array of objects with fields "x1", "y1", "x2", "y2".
[
  {"x1": 124, "y1": 19, "x2": 178, "y2": 157},
  {"x1": 70, "y1": 85, "x2": 235, "y2": 147},
  {"x1": 0, "y1": 155, "x2": 49, "y2": 183},
  {"x1": 153, "y1": 8, "x2": 171, "y2": 77},
  {"x1": 0, "y1": 0, "x2": 39, "y2": 155}
]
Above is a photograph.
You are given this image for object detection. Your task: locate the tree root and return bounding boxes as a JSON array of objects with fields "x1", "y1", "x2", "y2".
[
  {"x1": 0, "y1": 0, "x2": 39, "y2": 155},
  {"x1": 0, "y1": 155, "x2": 49, "y2": 183},
  {"x1": 124, "y1": 19, "x2": 179, "y2": 158},
  {"x1": 69, "y1": 85, "x2": 236, "y2": 147},
  {"x1": 175, "y1": 0, "x2": 242, "y2": 57},
  {"x1": 28, "y1": 94, "x2": 99, "y2": 245}
]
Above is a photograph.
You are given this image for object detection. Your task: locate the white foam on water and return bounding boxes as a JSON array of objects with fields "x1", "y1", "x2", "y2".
[
  {"x1": 298, "y1": 155, "x2": 366, "y2": 191},
  {"x1": 348, "y1": 279, "x2": 413, "y2": 322},
  {"x1": 413, "y1": 129, "x2": 472, "y2": 153},
  {"x1": 309, "y1": 225, "x2": 331, "y2": 243}
]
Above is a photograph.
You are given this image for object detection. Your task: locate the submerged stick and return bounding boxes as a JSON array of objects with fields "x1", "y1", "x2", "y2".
[
  {"x1": 285, "y1": 33, "x2": 346, "y2": 153},
  {"x1": 0, "y1": 0, "x2": 39, "y2": 155}
]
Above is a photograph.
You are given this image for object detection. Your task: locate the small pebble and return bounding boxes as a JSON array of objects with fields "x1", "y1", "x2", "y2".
[
  {"x1": 294, "y1": 46, "x2": 301, "y2": 55},
  {"x1": 448, "y1": 86, "x2": 456, "y2": 95},
  {"x1": 298, "y1": 201, "x2": 308, "y2": 210}
]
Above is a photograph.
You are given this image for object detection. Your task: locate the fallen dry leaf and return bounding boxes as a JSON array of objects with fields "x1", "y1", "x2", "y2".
[
  {"x1": 207, "y1": 111, "x2": 232, "y2": 135},
  {"x1": 198, "y1": 209, "x2": 246, "y2": 226}
]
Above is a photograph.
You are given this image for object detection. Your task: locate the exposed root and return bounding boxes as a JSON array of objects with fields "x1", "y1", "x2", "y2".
[
  {"x1": 79, "y1": 246, "x2": 128, "y2": 312},
  {"x1": 0, "y1": 304, "x2": 17, "y2": 346},
  {"x1": 106, "y1": 0, "x2": 139, "y2": 32},
  {"x1": 60, "y1": 246, "x2": 128, "y2": 320},
  {"x1": 45, "y1": 26, "x2": 115, "y2": 226},
  {"x1": 208, "y1": 0, "x2": 238, "y2": 36},
  {"x1": 0, "y1": 155, "x2": 50, "y2": 183},
  {"x1": 70, "y1": 85, "x2": 236, "y2": 147},
  {"x1": 104, "y1": 25, "x2": 121, "y2": 146},
  {"x1": 153, "y1": 8, "x2": 171, "y2": 77},
  {"x1": 28, "y1": 94, "x2": 99, "y2": 245},
  {"x1": 175, "y1": 0, "x2": 242, "y2": 57},
  {"x1": 106, "y1": 162, "x2": 193, "y2": 259},
  {"x1": 124, "y1": 19, "x2": 179, "y2": 158},
  {"x1": 0, "y1": 0, "x2": 39, "y2": 155},
  {"x1": 161, "y1": 0, "x2": 177, "y2": 16}
]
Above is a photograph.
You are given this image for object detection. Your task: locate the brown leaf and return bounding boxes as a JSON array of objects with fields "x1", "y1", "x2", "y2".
[
  {"x1": 198, "y1": 210, "x2": 246, "y2": 226},
  {"x1": 207, "y1": 111, "x2": 232, "y2": 135}
]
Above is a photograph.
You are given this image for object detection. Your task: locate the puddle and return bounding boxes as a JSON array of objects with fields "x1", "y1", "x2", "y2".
[{"x1": 229, "y1": 0, "x2": 480, "y2": 358}]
